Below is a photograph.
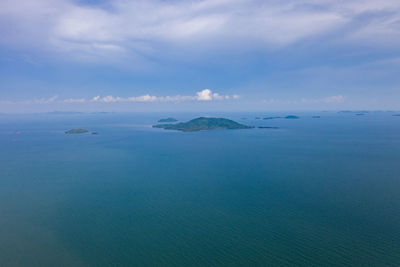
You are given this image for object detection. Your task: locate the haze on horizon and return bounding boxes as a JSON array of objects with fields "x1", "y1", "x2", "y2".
[{"x1": 1, "y1": 0, "x2": 400, "y2": 113}]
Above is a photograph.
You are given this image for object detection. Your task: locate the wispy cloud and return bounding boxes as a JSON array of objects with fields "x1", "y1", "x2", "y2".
[
  {"x1": 263, "y1": 95, "x2": 345, "y2": 105},
  {"x1": 301, "y1": 95, "x2": 345, "y2": 104},
  {"x1": 1, "y1": 0, "x2": 399, "y2": 62},
  {"x1": 0, "y1": 95, "x2": 59, "y2": 105},
  {"x1": 63, "y1": 98, "x2": 85, "y2": 103}
]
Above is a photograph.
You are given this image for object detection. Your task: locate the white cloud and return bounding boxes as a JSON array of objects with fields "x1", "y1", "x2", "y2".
[
  {"x1": 64, "y1": 98, "x2": 85, "y2": 103},
  {"x1": 301, "y1": 95, "x2": 345, "y2": 104},
  {"x1": 196, "y1": 89, "x2": 213, "y2": 101},
  {"x1": 323, "y1": 95, "x2": 345, "y2": 103},
  {"x1": 30, "y1": 95, "x2": 58, "y2": 104}
]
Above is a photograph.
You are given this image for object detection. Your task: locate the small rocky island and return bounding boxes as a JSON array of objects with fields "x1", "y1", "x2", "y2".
[
  {"x1": 153, "y1": 117, "x2": 254, "y2": 132},
  {"x1": 65, "y1": 128, "x2": 89, "y2": 134},
  {"x1": 158, "y1": 117, "x2": 178, "y2": 123}
]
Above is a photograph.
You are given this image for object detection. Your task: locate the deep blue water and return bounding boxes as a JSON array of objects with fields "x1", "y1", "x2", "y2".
[{"x1": 0, "y1": 112, "x2": 399, "y2": 266}]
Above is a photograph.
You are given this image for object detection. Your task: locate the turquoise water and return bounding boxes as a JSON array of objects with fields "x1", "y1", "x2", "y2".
[{"x1": 0, "y1": 112, "x2": 399, "y2": 266}]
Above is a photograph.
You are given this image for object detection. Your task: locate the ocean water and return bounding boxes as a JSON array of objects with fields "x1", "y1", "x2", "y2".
[{"x1": 0, "y1": 112, "x2": 399, "y2": 266}]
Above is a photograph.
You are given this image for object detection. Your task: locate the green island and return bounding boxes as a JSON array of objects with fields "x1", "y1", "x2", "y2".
[
  {"x1": 65, "y1": 128, "x2": 89, "y2": 134},
  {"x1": 158, "y1": 117, "x2": 178, "y2": 123},
  {"x1": 153, "y1": 117, "x2": 254, "y2": 132}
]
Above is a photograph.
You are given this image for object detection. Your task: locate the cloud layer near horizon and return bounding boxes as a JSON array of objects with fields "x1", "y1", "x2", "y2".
[
  {"x1": 1, "y1": 0, "x2": 400, "y2": 62},
  {"x1": 0, "y1": 89, "x2": 240, "y2": 105}
]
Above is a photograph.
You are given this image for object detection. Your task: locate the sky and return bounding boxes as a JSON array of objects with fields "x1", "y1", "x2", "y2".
[{"x1": 0, "y1": 0, "x2": 400, "y2": 112}]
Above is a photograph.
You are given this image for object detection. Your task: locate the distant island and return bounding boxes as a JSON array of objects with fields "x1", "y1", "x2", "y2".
[
  {"x1": 263, "y1": 115, "x2": 300, "y2": 120},
  {"x1": 312, "y1": 116, "x2": 321, "y2": 118},
  {"x1": 49, "y1": 111, "x2": 84, "y2": 115},
  {"x1": 263, "y1": 116, "x2": 281, "y2": 120},
  {"x1": 258, "y1": 126, "x2": 279, "y2": 129},
  {"x1": 158, "y1": 117, "x2": 178, "y2": 123},
  {"x1": 285, "y1": 115, "x2": 300, "y2": 119},
  {"x1": 392, "y1": 114, "x2": 400, "y2": 117},
  {"x1": 153, "y1": 117, "x2": 254, "y2": 132},
  {"x1": 65, "y1": 128, "x2": 89, "y2": 134}
]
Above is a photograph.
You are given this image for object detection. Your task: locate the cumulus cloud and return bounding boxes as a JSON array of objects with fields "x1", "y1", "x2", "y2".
[
  {"x1": 1, "y1": 0, "x2": 399, "y2": 61},
  {"x1": 196, "y1": 89, "x2": 212, "y2": 101}
]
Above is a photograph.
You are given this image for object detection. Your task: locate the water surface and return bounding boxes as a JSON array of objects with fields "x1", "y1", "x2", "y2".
[{"x1": 0, "y1": 112, "x2": 399, "y2": 266}]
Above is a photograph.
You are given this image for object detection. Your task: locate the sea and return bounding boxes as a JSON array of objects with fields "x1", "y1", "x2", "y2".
[{"x1": 0, "y1": 111, "x2": 399, "y2": 266}]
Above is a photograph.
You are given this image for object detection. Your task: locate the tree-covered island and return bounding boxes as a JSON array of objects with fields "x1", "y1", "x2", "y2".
[{"x1": 153, "y1": 117, "x2": 254, "y2": 132}]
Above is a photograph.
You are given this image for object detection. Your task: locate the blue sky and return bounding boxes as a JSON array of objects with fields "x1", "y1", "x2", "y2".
[{"x1": 0, "y1": 0, "x2": 400, "y2": 112}]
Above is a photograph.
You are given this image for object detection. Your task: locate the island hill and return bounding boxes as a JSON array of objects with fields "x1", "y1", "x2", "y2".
[
  {"x1": 153, "y1": 117, "x2": 254, "y2": 132},
  {"x1": 158, "y1": 117, "x2": 178, "y2": 123},
  {"x1": 65, "y1": 128, "x2": 89, "y2": 134}
]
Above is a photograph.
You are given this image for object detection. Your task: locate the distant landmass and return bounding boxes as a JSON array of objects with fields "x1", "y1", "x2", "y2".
[
  {"x1": 263, "y1": 116, "x2": 281, "y2": 120},
  {"x1": 285, "y1": 115, "x2": 300, "y2": 119},
  {"x1": 153, "y1": 117, "x2": 254, "y2": 132},
  {"x1": 392, "y1": 114, "x2": 400, "y2": 117},
  {"x1": 263, "y1": 115, "x2": 300, "y2": 120},
  {"x1": 258, "y1": 126, "x2": 279, "y2": 129},
  {"x1": 312, "y1": 116, "x2": 321, "y2": 118},
  {"x1": 65, "y1": 128, "x2": 89, "y2": 134},
  {"x1": 158, "y1": 117, "x2": 178, "y2": 123},
  {"x1": 49, "y1": 111, "x2": 84, "y2": 115}
]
